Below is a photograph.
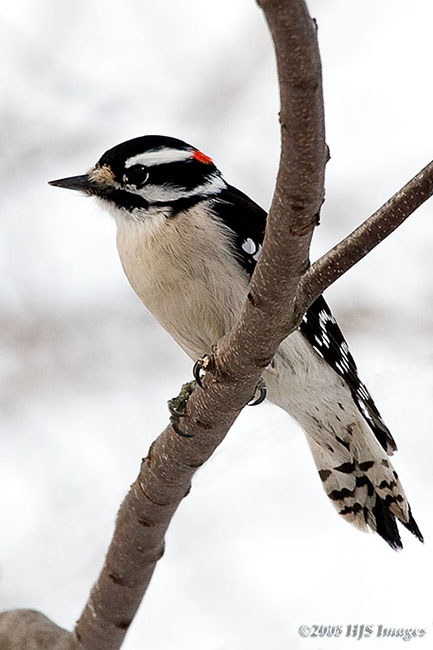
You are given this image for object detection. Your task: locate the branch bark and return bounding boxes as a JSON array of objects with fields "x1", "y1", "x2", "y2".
[
  {"x1": 73, "y1": 2, "x2": 326, "y2": 648},
  {"x1": 297, "y1": 158, "x2": 433, "y2": 308},
  {"x1": 2, "y1": 1, "x2": 433, "y2": 649},
  {"x1": 2, "y1": 2, "x2": 326, "y2": 648}
]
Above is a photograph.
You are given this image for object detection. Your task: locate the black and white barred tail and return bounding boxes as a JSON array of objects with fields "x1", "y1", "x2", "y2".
[
  {"x1": 307, "y1": 430, "x2": 422, "y2": 550},
  {"x1": 266, "y1": 331, "x2": 423, "y2": 550}
]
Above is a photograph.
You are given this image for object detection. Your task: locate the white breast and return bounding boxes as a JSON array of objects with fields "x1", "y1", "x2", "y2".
[
  {"x1": 115, "y1": 205, "x2": 250, "y2": 359},
  {"x1": 114, "y1": 203, "x2": 357, "y2": 428}
]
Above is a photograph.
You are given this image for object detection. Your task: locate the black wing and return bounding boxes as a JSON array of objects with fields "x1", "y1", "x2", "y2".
[
  {"x1": 211, "y1": 184, "x2": 267, "y2": 274},
  {"x1": 300, "y1": 296, "x2": 396, "y2": 454},
  {"x1": 212, "y1": 185, "x2": 396, "y2": 454}
]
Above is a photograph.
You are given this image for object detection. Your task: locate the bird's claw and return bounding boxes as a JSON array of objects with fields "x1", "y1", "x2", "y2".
[
  {"x1": 168, "y1": 400, "x2": 185, "y2": 420},
  {"x1": 248, "y1": 378, "x2": 267, "y2": 407},
  {"x1": 193, "y1": 353, "x2": 214, "y2": 388},
  {"x1": 168, "y1": 380, "x2": 196, "y2": 438},
  {"x1": 171, "y1": 420, "x2": 194, "y2": 439}
]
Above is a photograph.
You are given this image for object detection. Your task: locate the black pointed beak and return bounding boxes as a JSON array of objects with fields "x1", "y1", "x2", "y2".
[{"x1": 48, "y1": 175, "x2": 91, "y2": 192}]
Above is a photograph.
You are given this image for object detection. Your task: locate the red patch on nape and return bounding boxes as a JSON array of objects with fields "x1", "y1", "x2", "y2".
[{"x1": 192, "y1": 149, "x2": 213, "y2": 165}]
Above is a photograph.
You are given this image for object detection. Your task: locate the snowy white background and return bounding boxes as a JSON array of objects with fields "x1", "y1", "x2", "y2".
[{"x1": 1, "y1": 1, "x2": 433, "y2": 648}]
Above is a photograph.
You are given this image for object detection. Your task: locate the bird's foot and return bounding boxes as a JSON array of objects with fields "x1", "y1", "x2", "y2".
[
  {"x1": 193, "y1": 353, "x2": 215, "y2": 388},
  {"x1": 168, "y1": 380, "x2": 196, "y2": 438},
  {"x1": 248, "y1": 378, "x2": 267, "y2": 407}
]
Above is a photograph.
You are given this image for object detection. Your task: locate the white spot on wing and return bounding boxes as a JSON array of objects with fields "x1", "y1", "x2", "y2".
[
  {"x1": 252, "y1": 243, "x2": 262, "y2": 261},
  {"x1": 357, "y1": 384, "x2": 370, "y2": 400},
  {"x1": 358, "y1": 400, "x2": 373, "y2": 420},
  {"x1": 336, "y1": 358, "x2": 350, "y2": 373},
  {"x1": 242, "y1": 238, "x2": 256, "y2": 255},
  {"x1": 319, "y1": 309, "x2": 332, "y2": 325},
  {"x1": 312, "y1": 345, "x2": 324, "y2": 358}
]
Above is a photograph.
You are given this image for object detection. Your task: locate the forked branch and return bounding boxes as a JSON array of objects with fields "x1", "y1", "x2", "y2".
[
  {"x1": 1, "y1": 1, "x2": 432, "y2": 649},
  {"x1": 298, "y1": 159, "x2": 433, "y2": 309}
]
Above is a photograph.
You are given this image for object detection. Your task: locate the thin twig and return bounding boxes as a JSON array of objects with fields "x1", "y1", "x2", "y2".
[{"x1": 297, "y1": 159, "x2": 433, "y2": 310}]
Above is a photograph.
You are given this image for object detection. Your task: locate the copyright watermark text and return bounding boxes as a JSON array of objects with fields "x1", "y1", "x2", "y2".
[{"x1": 298, "y1": 624, "x2": 427, "y2": 642}]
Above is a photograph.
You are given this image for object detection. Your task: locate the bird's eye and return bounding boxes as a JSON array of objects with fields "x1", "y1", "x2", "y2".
[{"x1": 122, "y1": 164, "x2": 150, "y2": 188}]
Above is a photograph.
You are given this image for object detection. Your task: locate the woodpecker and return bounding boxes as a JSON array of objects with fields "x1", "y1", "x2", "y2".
[{"x1": 50, "y1": 135, "x2": 422, "y2": 550}]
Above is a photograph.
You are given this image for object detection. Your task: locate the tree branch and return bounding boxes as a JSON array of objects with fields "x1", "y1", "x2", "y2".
[
  {"x1": 73, "y1": 2, "x2": 326, "y2": 648},
  {"x1": 2, "y1": 1, "x2": 432, "y2": 649},
  {"x1": 298, "y1": 159, "x2": 433, "y2": 308},
  {"x1": 0, "y1": 2, "x2": 323, "y2": 647}
]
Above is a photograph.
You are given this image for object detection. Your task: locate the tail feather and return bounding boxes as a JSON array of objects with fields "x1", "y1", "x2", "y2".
[
  {"x1": 307, "y1": 424, "x2": 422, "y2": 549},
  {"x1": 402, "y1": 507, "x2": 424, "y2": 543},
  {"x1": 266, "y1": 330, "x2": 422, "y2": 550},
  {"x1": 371, "y1": 491, "x2": 402, "y2": 550}
]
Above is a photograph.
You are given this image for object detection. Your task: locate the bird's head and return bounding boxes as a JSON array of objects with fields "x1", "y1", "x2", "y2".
[{"x1": 49, "y1": 135, "x2": 226, "y2": 218}]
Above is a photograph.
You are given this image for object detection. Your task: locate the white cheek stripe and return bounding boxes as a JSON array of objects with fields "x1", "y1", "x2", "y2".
[
  {"x1": 134, "y1": 173, "x2": 226, "y2": 203},
  {"x1": 125, "y1": 148, "x2": 193, "y2": 168}
]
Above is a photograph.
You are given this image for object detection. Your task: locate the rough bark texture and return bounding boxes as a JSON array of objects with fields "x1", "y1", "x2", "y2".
[
  {"x1": 1, "y1": 1, "x2": 433, "y2": 649},
  {"x1": 73, "y1": 1, "x2": 326, "y2": 648}
]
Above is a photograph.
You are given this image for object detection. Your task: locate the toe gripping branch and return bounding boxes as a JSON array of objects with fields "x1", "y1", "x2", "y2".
[
  {"x1": 248, "y1": 378, "x2": 267, "y2": 406},
  {"x1": 193, "y1": 353, "x2": 215, "y2": 388},
  {"x1": 171, "y1": 353, "x2": 266, "y2": 438},
  {"x1": 168, "y1": 381, "x2": 196, "y2": 438},
  {"x1": 194, "y1": 352, "x2": 266, "y2": 406},
  {"x1": 167, "y1": 354, "x2": 267, "y2": 438},
  {"x1": 168, "y1": 354, "x2": 216, "y2": 438}
]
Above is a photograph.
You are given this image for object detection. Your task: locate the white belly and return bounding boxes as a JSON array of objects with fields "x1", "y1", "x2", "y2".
[
  {"x1": 265, "y1": 332, "x2": 356, "y2": 434},
  {"x1": 115, "y1": 206, "x2": 355, "y2": 430},
  {"x1": 115, "y1": 207, "x2": 250, "y2": 359}
]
